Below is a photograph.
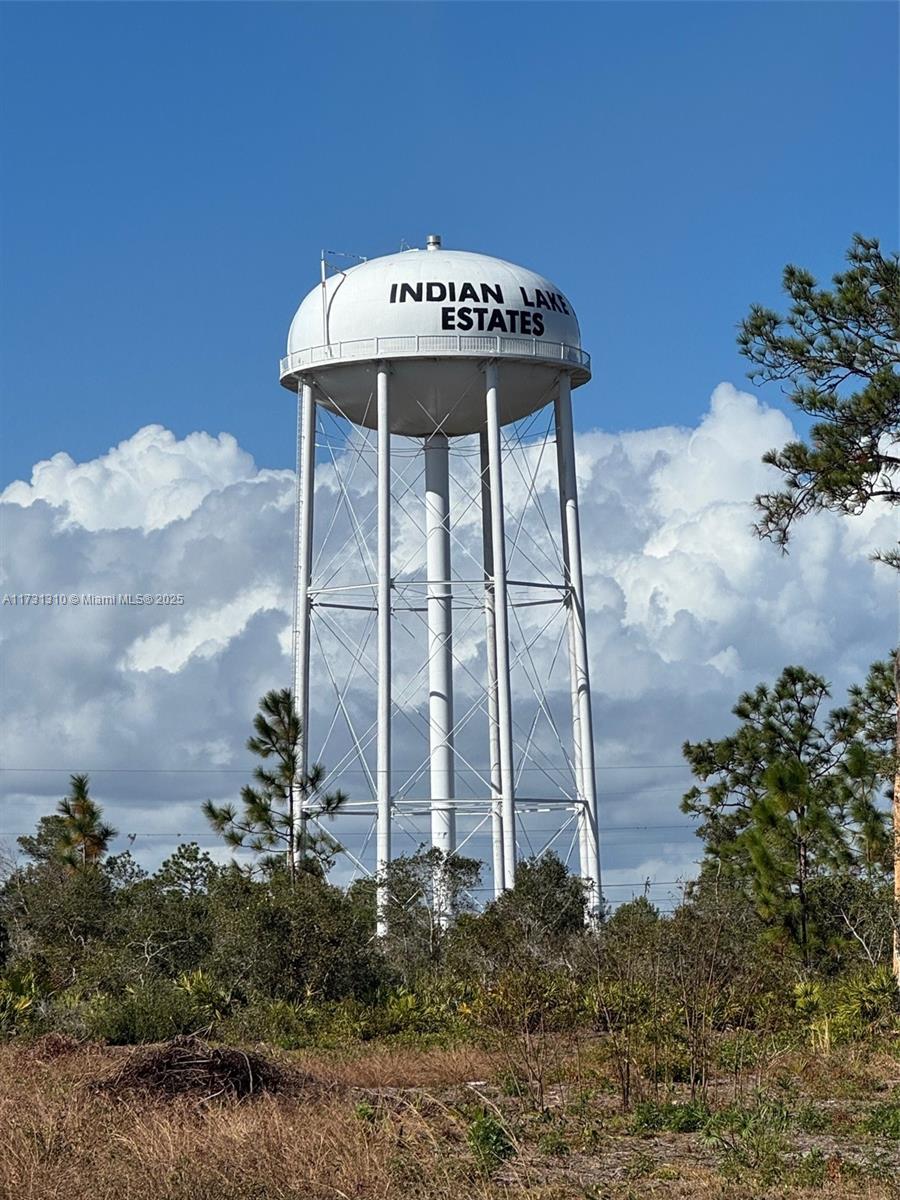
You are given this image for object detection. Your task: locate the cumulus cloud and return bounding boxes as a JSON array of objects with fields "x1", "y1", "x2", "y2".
[
  {"x1": 1, "y1": 425, "x2": 259, "y2": 531},
  {"x1": 0, "y1": 384, "x2": 893, "y2": 900}
]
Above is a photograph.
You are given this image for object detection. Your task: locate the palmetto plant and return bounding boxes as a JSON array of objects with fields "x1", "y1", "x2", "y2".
[
  {"x1": 203, "y1": 688, "x2": 347, "y2": 886},
  {"x1": 56, "y1": 773, "x2": 117, "y2": 871}
]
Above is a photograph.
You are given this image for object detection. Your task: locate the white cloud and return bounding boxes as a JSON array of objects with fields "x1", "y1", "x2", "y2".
[
  {"x1": 0, "y1": 425, "x2": 259, "y2": 531},
  {"x1": 0, "y1": 388, "x2": 894, "y2": 895}
]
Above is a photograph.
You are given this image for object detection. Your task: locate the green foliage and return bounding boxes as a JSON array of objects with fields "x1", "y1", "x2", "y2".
[
  {"x1": 682, "y1": 663, "x2": 891, "y2": 961},
  {"x1": 18, "y1": 777, "x2": 116, "y2": 872},
  {"x1": 536, "y1": 1129, "x2": 570, "y2": 1157},
  {"x1": 1, "y1": 649, "x2": 897, "y2": 1072},
  {"x1": 701, "y1": 1097, "x2": 792, "y2": 1179},
  {"x1": 16, "y1": 814, "x2": 69, "y2": 865},
  {"x1": 738, "y1": 234, "x2": 900, "y2": 568},
  {"x1": 864, "y1": 1103, "x2": 900, "y2": 1138},
  {"x1": 466, "y1": 1111, "x2": 515, "y2": 1173},
  {"x1": 85, "y1": 978, "x2": 203, "y2": 1043},
  {"x1": 55, "y1": 774, "x2": 118, "y2": 871},
  {"x1": 0, "y1": 966, "x2": 41, "y2": 1033},
  {"x1": 175, "y1": 969, "x2": 230, "y2": 1020},
  {"x1": 445, "y1": 852, "x2": 587, "y2": 980},
  {"x1": 848, "y1": 652, "x2": 899, "y2": 794},
  {"x1": 832, "y1": 967, "x2": 899, "y2": 1037},
  {"x1": 792, "y1": 966, "x2": 900, "y2": 1052},
  {"x1": 204, "y1": 688, "x2": 347, "y2": 885},
  {"x1": 632, "y1": 1099, "x2": 710, "y2": 1133},
  {"x1": 370, "y1": 847, "x2": 483, "y2": 982}
]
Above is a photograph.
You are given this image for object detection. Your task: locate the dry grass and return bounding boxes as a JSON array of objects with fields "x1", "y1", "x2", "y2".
[{"x1": 0, "y1": 1040, "x2": 898, "y2": 1200}]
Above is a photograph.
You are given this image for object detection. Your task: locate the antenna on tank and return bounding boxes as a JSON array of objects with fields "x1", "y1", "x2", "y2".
[
  {"x1": 319, "y1": 249, "x2": 371, "y2": 345},
  {"x1": 320, "y1": 251, "x2": 328, "y2": 347}
]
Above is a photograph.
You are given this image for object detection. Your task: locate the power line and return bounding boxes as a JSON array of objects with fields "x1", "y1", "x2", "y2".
[
  {"x1": 0, "y1": 823, "x2": 697, "y2": 836},
  {"x1": 0, "y1": 763, "x2": 688, "y2": 774}
]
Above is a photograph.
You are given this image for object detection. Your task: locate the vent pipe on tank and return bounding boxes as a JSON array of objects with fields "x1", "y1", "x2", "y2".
[{"x1": 426, "y1": 233, "x2": 441, "y2": 251}]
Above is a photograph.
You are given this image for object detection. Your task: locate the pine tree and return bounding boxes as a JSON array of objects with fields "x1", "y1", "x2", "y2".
[
  {"x1": 682, "y1": 666, "x2": 890, "y2": 963},
  {"x1": 738, "y1": 234, "x2": 899, "y2": 568},
  {"x1": 847, "y1": 653, "x2": 900, "y2": 981},
  {"x1": 203, "y1": 688, "x2": 347, "y2": 886},
  {"x1": 55, "y1": 774, "x2": 117, "y2": 871}
]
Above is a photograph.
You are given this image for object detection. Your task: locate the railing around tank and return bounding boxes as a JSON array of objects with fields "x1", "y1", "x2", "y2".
[{"x1": 279, "y1": 334, "x2": 590, "y2": 378}]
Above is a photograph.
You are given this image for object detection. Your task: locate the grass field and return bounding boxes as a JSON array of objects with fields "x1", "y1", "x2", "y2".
[{"x1": 1, "y1": 1037, "x2": 898, "y2": 1200}]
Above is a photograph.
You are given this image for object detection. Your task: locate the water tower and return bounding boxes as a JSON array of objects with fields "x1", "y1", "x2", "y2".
[{"x1": 280, "y1": 236, "x2": 601, "y2": 932}]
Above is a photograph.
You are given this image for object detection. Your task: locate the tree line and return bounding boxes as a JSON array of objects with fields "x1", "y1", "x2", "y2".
[{"x1": 0, "y1": 234, "x2": 896, "y2": 1074}]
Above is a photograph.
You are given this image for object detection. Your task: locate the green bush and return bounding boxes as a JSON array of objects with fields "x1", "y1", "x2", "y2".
[
  {"x1": 537, "y1": 1129, "x2": 570, "y2": 1157},
  {"x1": 0, "y1": 967, "x2": 41, "y2": 1034},
  {"x1": 466, "y1": 1111, "x2": 515, "y2": 1173},
  {"x1": 701, "y1": 1098, "x2": 791, "y2": 1180},
  {"x1": 85, "y1": 979, "x2": 202, "y2": 1043},
  {"x1": 632, "y1": 1099, "x2": 710, "y2": 1133},
  {"x1": 219, "y1": 996, "x2": 313, "y2": 1048},
  {"x1": 865, "y1": 1103, "x2": 900, "y2": 1138}
]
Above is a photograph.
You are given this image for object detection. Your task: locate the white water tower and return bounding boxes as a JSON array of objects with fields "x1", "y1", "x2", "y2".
[{"x1": 281, "y1": 236, "x2": 600, "y2": 931}]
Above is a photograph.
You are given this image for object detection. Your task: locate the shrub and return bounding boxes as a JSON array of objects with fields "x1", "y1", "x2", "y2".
[
  {"x1": 85, "y1": 979, "x2": 202, "y2": 1043},
  {"x1": 537, "y1": 1129, "x2": 570, "y2": 1157},
  {"x1": 0, "y1": 967, "x2": 41, "y2": 1034},
  {"x1": 219, "y1": 996, "x2": 312, "y2": 1048},
  {"x1": 701, "y1": 1097, "x2": 791, "y2": 1179},
  {"x1": 632, "y1": 1099, "x2": 710, "y2": 1133},
  {"x1": 865, "y1": 1103, "x2": 900, "y2": 1138},
  {"x1": 466, "y1": 1111, "x2": 515, "y2": 1173}
]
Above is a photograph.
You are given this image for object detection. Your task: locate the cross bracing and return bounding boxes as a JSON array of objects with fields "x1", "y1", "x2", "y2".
[{"x1": 291, "y1": 363, "x2": 601, "y2": 929}]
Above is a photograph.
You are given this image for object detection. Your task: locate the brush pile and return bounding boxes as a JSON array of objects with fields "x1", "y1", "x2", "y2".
[{"x1": 95, "y1": 1035, "x2": 317, "y2": 1102}]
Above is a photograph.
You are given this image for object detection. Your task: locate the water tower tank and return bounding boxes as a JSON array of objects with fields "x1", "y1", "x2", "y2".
[{"x1": 279, "y1": 237, "x2": 591, "y2": 436}]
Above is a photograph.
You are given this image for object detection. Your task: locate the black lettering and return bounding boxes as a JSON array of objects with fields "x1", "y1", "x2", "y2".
[
  {"x1": 481, "y1": 282, "x2": 504, "y2": 304},
  {"x1": 390, "y1": 283, "x2": 398, "y2": 303},
  {"x1": 399, "y1": 282, "x2": 423, "y2": 303},
  {"x1": 519, "y1": 287, "x2": 534, "y2": 307},
  {"x1": 473, "y1": 306, "x2": 488, "y2": 330},
  {"x1": 557, "y1": 293, "x2": 570, "y2": 315},
  {"x1": 520, "y1": 310, "x2": 532, "y2": 335},
  {"x1": 535, "y1": 288, "x2": 550, "y2": 310},
  {"x1": 447, "y1": 281, "x2": 456, "y2": 301},
  {"x1": 506, "y1": 309, "x2": 519, "y2": 334},
  {"x1": 532, "y1": 312, "x2": 544, "y2": 336},
  {"x1": 441, "y1": 307, "x2": 456, "y2": 330},
  {"x1": 426, "y1": 282, "x2": 447, "y2": 302},
  {"x1": 547, "y1": 292, "x2": 562, "y2": 313},
  {"x1": 487, "y1": 309, "x2": 508, "y2": 333},
  {"x1": 456, "y1": 307, "x2": 473, "y2": 331},
  {"x1": 458, "y1": 282, "x2": 480, "y2": 303}
]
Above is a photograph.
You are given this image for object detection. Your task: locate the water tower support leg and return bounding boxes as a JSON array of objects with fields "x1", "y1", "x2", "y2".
[
  {"x1": 484, "y1": 362, "x2": 517, "y2": 890},
  {"x1": 376, "y1": 365, "x2": 392, "y2": 938},
  {"x1": 480, "y1": 433, "x2": 505, "y2": 899},
  {"x1": 555, "y1": 389, "x2": 588, "y2": 893},
  {"x1": 425, "y1": 432, "x2": 456, "y2": 925},
  {"x1": 293, "y1": 380, "x2": 316, "y2": 870},
  {"x1": 555, "y1": 372, "x2": 602, "y2": 920}
]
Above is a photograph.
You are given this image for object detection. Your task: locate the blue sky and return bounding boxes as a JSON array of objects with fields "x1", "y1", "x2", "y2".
[{"x1": 1, "y1": 1, "x2": 897, "y2": 484}]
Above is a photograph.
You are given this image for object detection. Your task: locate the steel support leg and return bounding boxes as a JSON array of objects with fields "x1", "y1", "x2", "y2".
[
  {"x1": 293, "y1": 379, "x2": 316, "y2": 871},
  {"x1": 375, "y1": 365, "x2": 392, "y2": 937},
  {"x1": 480, "y1": 432, "x2": 505, "y2": 899},
  {"x1": 485, "y1": 362, "x2": 516, "y2": 889},
  {"x1": 425, "y1": 432, "x2": 455, "y2": 924},
  {"x1": 555, "y1": 371, "x2": 601, "y2": 918}
]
